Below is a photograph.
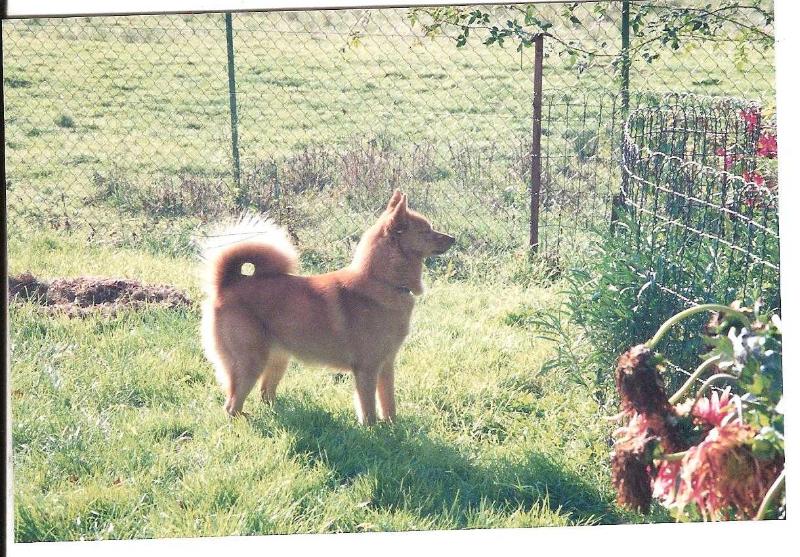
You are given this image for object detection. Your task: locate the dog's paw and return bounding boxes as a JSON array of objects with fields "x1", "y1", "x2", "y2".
[{"x1": 226, "y1": 409, "x2": 252, "y2": 419}]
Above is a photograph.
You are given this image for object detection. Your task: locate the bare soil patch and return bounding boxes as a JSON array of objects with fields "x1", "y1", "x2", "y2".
[{"x1": 8, "y1": 272, "x2": 192, "y2": 317}]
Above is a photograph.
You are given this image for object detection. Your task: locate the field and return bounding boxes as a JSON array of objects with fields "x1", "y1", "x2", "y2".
[{"x1": 4, "y1": 4, "x2": 775, "y2": 541}]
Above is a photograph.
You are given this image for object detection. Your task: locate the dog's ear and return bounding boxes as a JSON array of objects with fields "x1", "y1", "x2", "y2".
[
  {"x1": 386, "y1": 194, "x2": 408, "y2": 232},
  {"x1": 386, "y1": 189, "x2": 404, "y2": 211}
]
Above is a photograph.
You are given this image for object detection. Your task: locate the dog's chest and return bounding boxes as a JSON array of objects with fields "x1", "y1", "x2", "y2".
[{"x1": 345, "y1": 298, "x2": 412, "y2": 347}]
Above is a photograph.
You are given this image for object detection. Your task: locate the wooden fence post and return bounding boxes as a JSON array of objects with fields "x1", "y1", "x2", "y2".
[{"x1": 614, "y1": 0, "x2": 631, "y2": 233}]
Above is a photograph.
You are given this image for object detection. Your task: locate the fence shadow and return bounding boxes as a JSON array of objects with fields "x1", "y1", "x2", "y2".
[{"x1": 249, "y1": 396, "x2": 625, "y2": 528}]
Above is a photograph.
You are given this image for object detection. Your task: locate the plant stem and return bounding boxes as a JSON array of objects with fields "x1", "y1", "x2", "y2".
[
  {"x1": 656, "y1": 451, "x2": 688, "y2": 462},
  {"x1": 645, "y1": 304, "x2": 750, "y2": 350},
  {"x1": 694, "y1": 373, "x2": 738, "y2": 400},
  {"x1": 755, "y1": 469, "x2": 785, "y2": 520},
  {"x1": 669, "y1": 355, "x2": 722, "y2": 405}
]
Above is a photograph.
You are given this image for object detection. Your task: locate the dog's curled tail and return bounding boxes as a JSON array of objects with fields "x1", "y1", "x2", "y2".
[{"x1": 199, "y1": 213, "x2": 299, "y2": 298}]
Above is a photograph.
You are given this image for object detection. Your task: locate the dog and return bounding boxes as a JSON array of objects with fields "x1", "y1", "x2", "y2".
[{"x1": 200, "y1": 190, "x2": 455, "y2": 425}]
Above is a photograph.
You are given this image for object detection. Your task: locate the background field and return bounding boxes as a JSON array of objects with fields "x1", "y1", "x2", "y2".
[{"x1": 4, "y1": 2, "x2": 775, "y2": 540}]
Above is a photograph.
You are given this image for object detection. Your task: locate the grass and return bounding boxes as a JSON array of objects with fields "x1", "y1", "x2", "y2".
[
  {"x1": 2, "y1": 6, "x2": 775, "y2": 259},
  {"x1": 8, "y1": 230, "x2": 653, "y2": 540}
]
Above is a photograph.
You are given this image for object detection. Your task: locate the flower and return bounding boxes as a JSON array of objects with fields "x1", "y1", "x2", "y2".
[
  {"x1": 652, "y1": 460, "x2": 682, "y2": 507},
  {"x1": 756, "y1": 132, "x2": 778, "y2": 158},
  {"x1": 742, "y1": 170, "x2": 765, "y2": 187},
  {"x1": 611, "y1": 407, "x2": 687, "y2": 514},
  {"x1": 715, "y1": 147, "x2": 736, "y2": 170},
  {"x1": 615, "y1": 345, "x2": 671, "y2": 416},
  {"x1": 673, "y1": 421, "x2": 783, "y2": 520},
  {"x1": 611, "y1": 413, "x2": 656, "y2": 513},
  {"x1": 739, "y1": 108, "x2": 760, "y2": 132},
  {"x1": 692, "y1": 387, "x2": 738, "y2": 428}
]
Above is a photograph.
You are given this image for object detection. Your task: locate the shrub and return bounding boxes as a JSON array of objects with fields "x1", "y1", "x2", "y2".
[{"x1": 55, "y1": 114, "x2": 75, "y2": 129}]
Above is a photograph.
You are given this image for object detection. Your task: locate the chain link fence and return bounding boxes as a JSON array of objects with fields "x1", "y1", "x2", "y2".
[{"x1": 3, "y1": 2, "x2": 776, "y2": 271}]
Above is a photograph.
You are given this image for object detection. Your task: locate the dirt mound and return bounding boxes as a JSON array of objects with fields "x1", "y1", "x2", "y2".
[{"x1": 8, "y1": 272, "x2": 193, "y2": 317}]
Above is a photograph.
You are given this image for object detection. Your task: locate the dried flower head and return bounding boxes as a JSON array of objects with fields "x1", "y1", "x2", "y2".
[
  {"x1": 615, "y1": 345, "x2": 671, "y2": 416},
  {"x1": 675, "y1": 422, "x2": 783, "y2": 520},
  {"x1": 611, "y1": 414, "x2": 654, "y2": 513}
]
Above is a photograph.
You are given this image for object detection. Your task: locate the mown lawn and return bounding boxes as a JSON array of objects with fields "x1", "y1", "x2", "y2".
[{"x1": 8, "y1": 228, "x2": 653, "y2": 540}]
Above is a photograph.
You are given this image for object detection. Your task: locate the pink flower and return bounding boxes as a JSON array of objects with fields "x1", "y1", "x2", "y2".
[
  {"x1": 756, "y1": 132, "x2": 778, "y2": 158},
  {"x1": 692, "y1": 387, "x2": 737, "y2": 428},
  {"x1": 739, "y1": 108, "x2": 761, "y2": 132},
  {"x1": 653, "y1": 461, "x2": 682, "y2": 506},
  {"x1": 715, "y1": 147, "x2": 736, "y2": 170},
  {"x1": 673, "y1": 422, "x2": 782, "y2": 520},
  {"x1": 724, "y1": 155, "x2": 735, "y2": 170}
]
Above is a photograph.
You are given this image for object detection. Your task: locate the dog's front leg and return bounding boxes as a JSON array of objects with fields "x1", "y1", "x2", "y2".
[
  {"x1": 352, "y1": 368, "x2": 378, "y2": 426},
  {"x1": 377, "y1": 359, "x2": 396, "y2": 423}
]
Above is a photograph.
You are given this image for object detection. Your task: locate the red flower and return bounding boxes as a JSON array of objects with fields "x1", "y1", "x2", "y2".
[
  {"x1": 756, "y1": 132, "x2": 778, "y2": 158},
  {"x1": 739, "y1": 108, "x2": 760, "y2": 133},
  {"x1": 742, "y1": 170, "x2": 765, "y2": 187}
]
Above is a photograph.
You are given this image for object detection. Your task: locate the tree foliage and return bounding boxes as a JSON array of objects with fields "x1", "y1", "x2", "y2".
[{"x1": 408, "y1": 2, "x2": 774, "y2": 72}]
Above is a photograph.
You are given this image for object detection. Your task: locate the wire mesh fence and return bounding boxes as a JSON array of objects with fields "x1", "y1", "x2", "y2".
[
  {"x1": 614, "y1": 93, "x2": 779, "y2": 375},
  {"x1": 620, "y1": 94, "x2": 779, "y2": 307},
  {"x1": 3, "y1": 2, "x2": 777, "y2": 272}
]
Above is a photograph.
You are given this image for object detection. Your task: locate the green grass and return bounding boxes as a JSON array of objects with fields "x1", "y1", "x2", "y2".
[
  {"x1": 8, "y1": 231, "x2": 653, "y2": 540},
  {"x1": 2, "y1": 7, "x2": 775, "y2": 259}
]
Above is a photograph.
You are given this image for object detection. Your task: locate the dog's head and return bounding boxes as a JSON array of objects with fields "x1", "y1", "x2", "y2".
[{"x1": 382, "y1": 190, "x2": 455, "y2": 257}]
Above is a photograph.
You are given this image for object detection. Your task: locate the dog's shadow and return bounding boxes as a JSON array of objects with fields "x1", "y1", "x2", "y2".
[{"x1": 248, "y1": 397, "x2": 631, "y2": 527}]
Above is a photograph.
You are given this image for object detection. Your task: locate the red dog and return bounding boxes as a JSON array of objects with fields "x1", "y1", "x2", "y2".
[{"x1": 200, "y1": 190, "x2": 455, "y2": 424}]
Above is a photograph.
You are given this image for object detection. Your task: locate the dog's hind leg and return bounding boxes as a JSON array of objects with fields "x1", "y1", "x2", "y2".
[
  {"x1": 259, "y1": 350, "x2": 289, "y2": 404},
  {"x1": 211, "y1": 307, "x2": 270, "y2": 417}
]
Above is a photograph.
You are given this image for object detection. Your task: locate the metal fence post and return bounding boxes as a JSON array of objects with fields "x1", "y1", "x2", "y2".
[
  {"x1": 224, "y1": 12, "x2": 242, "y2": 193},
  {"x1": 620, "y1": 0, "x2": 630, "y2": 117},
  {"x1": 612, "y1": 0, "x2": 631, "y2": 232},
  {"x1": 529, "y1": 33, "x2": 544, "y2": 253}
]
